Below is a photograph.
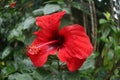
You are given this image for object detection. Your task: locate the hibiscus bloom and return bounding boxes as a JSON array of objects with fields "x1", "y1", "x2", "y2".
[
  {"x1": 27, "y1": 11, "x2": 93, "y2": 72},
  {"x1": 10, "y1": 2, "x2": 16, "y2": 8}
]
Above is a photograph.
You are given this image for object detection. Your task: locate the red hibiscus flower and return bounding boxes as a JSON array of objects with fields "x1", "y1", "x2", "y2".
[
  {"x1": 27, "y1": 11, "x2": 93, "y2": 72},
  {"x1": 10, "y1": 2, "x2": 16, "y2": 8}
]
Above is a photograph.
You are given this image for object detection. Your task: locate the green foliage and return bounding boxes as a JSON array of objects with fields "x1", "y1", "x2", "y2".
[
  {"x1": 0, "y1": 0, "x2": 120, "y2": 80},
  {"x1": 43, "y1": 4, "x2": 61, "y2": 14},
  {"x1": 97, "y1": 12, "x2": 120, "y2": 80},
  {"x1": 1, "y1": 47, "x2": 12, "y2": 60},
  {"x1": 8, "y1": 73, "x2": 33, "y2": 80}
]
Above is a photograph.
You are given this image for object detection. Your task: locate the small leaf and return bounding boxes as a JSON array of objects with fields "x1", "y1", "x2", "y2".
[
  {"x1": 72, "y1": 2, "x2": 90, "y2": 15},
  {"x1": 62, "y1": 7, "x2": 70, "y2": 14},
  {"x1": 72, "y1": 2, "x2": 81, "y2": 10},
  {"x1": 23, "y1": 17, "x2": 35, "y2": 29},
  {"x1": 8, "y1": 73, "x2": 33, "y2": 80},
  {"x1": 44, "y1": 0, "x2": 64, "y2": 3},
  {"x1": 16, "y1": 34, "x2": 25, "y2": 42},
  {"x1": 7, "y1": 22, "x2": 26, "y2": 42},
  {"x1": 104, "y1": 12, "x2": 111, "y2": 20},
  {"x1": 43, "y1": 4, "x2": 61, "y2": 15},
  {"x1": 79, "y1": 53, "x2": 95, "y2": 71},
  {"x1": 111, "y1": 26, "x2": 120, "y2": 34},
  {"x1": 107, "y1": 49, "x2": 114, "y2": 60},
  {"x1": 15, "y1": 74, "x2": 33, "y2": 80},
  {"x1": 24, "y1": 35, "x2": 35, "y2": 45},
  {"x1": 115, "y1": 46, "x2": 120, "y2": 59},
  {"x1": 65, "y1": 71, "x2": 82, "y2": 80},
  {"x1": 15, "y1": 58, "x2": 36, "y2": 72},
  {"x1": 101, "y1": 46, "x2": 109, "y2": 58},
  {"x1": 1, "y1": 66, "x2": 16, "y2": 75},
  {"x1": 33, "y1": 8, "x2": 43, "y2": 16},
  {"x1": 99, "y1": 19, "x2": 107, "y2": 24},
  {"x1": 100, "y1": 28, "x2": 110, "y2": 42},
  {"x1": 2, "y1": 47, "x2": 12, "y2": 59},
  {"x1": 7, "y1": 29, "x2": 22, "y2": 41},
  {"x1": 31, "y1": 71, "x2": 43, "y2": 80},
  {"x1": 114, "y1": 69, "x2": 119, "y2": 76}
]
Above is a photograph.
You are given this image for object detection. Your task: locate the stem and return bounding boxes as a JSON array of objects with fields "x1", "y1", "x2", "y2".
[
  {"x1": 14, "y1": 41, "x2": 18, "y2": 48},
  {"x1": 57, "y1": 59, "x2": 61, "y2": 71}
]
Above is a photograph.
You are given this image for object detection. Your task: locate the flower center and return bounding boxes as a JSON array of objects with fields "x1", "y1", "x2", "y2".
[
  {"x1": 51, "y1": 34, "x2": 65, "y2": 48},
  {"x1": 57, "y1": 35, "x2": 65, "y2": 47}
]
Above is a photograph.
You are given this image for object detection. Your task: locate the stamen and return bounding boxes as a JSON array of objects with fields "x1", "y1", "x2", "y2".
[{"x1": 28, "y1": 40, "x2": 58, "y2": 55}]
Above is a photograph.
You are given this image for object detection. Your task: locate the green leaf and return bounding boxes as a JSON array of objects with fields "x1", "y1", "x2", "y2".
[
  {"x1": 16, "y1": 23, "x2": 24, "y2": 31},
  {"x1": 111, "y1": 26, "x2": 120, "y2": 34},
  {"x1": 65, "y1": 71, "x2": 84, "y2": 80},
  {"x1": 107, "y1": 49, "x2": 114, "y2": 60},
  {"x1": 16, "y1": 34, "x2": 25, "y2": 42},
  {"x1": 99, "y1": 19, "x2": 107, "y2": 24},
  {"x1": 23, "y1": 17, "x2": 35, "y2": 29},
  {"x1": 24, "y1": 35, "x2": 35, "y2": 45},
  {"x1": 62, "y1": 7, "x2": 70, "y2": 14},
  {"x1": 102, "y1": 47, "x2": 114, "y2": 70},
  {"x1": 116, "y1": 46, "x2": 120, "y2": 53},
  {"x1": 0, "y1": 73, "x2": 3, "y2": 80},
  {"x1": 72, "y1": 2, "x2": 81, "y2": 10},
  {"x1": 31, "y1": 71, "x2": 43, "y2": 80},
  {"x1": 43, "y1": 4, "x2": 61, "y2": 15},
  {"x1": 1, "y1": 66, "x2": 16, "y2": 75},
  {"x1": 2, "y1": 47, "x2": 12, "y2": 59},
  {"x1": 8, "y1": 73, "x2": 33, "y2": 80},
  {"x1": 44, "y1": 0, "x2": 64, "y2": 4},
  {"x1": 72, "y1": 2, "x2": 90, "y2": 15},
  {"x1": 101, "y1": 46, "x2": 109, "y2": 58},
  {"x1": 7, "y1": 29, "x2": 22, "y2": 41},
  {"x1": 95, "y1": 68, "x2": 107, "y2": 80},
  {"x1": 104, "y1": 12, "x2": 111, "y2": 20},
  {"x1": 79, "y1": 53, "x2": 95, "y2": 71},
  {"x1": 114, "y1": 69, "x2": 119, "y2": 76},
  {"x1": 15, "y1": 58, "x2": 36, "y2": 73},
  {"x1": 7, "y1": 22, "x2": 26, "y2": 42},
  {"x1": 100, "y1": 28, "x2": 110, "y2": 42},
  {"x1": 33, "y1": 8, "x2": 43, "y2": 16},
  {"x1": 115, "y1": 46, "x2": 120, "y2": 59}
]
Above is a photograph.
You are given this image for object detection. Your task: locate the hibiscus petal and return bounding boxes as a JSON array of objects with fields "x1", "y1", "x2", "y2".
[
  {"x1": 36, "y1": 11, "x2": 66, "y2": 30},
  {"x1": 27, "y1": 39, "x2": 57, "y2": 67},
  {"x1": 27, "y1": 51, "x2": 48, "y2": 67},
  {"x1": 67, "y1": 58, "x2": 86, "y2": 72},
  {"x1": 34, "y1": 29, "x2": 59, "y2": 43},
  {"x1": 59, "y1": 24, "x2": 93, "y2": 59},
  {"x1": 58, "y1": 46, "x2": 86, "y2": 72},
  {"x1": 34, "y1": 30, "x2": 53, "y2": 43},
  {"x1": 58, "y1": 47, "x2": 72, "y2": 63}
]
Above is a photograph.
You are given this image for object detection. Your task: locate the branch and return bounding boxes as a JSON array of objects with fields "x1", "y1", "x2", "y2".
[
  {"x1": 89, "y1": 0, "x2": 97, "y2": 50},
  {"x1": 110, "y1": 0, "x2": 114, "y2": 18}
]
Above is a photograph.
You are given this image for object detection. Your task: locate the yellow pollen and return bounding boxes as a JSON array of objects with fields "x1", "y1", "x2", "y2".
[{"x1": 28, "y1": 45, "x2": 40, "y2": 55}]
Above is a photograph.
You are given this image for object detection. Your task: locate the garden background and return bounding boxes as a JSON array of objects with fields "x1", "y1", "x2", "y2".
[{"x1": 0, "y1": 0, "x2": 120, "y2": 80}]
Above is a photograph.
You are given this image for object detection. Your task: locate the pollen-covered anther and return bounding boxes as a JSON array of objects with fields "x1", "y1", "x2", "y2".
[{"x1": 28, "y1": 46, "x2": 40, "y2": 55}]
